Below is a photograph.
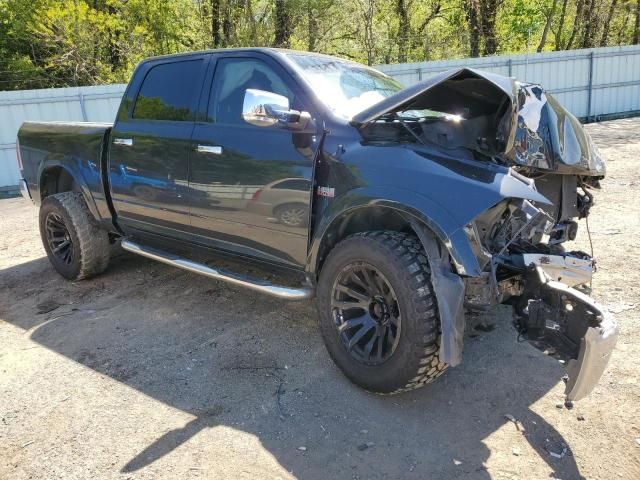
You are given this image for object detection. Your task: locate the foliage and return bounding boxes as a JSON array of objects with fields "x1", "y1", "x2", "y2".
[{"x1": 0, "y1": 0, "x2": 638, "y2": 90}]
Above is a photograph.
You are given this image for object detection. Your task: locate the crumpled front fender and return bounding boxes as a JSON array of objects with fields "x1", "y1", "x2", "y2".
[{"x1": 311, "y1": 142, "x2": 552, "y2": 278}]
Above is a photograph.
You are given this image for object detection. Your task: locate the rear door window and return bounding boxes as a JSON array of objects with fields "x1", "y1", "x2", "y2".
[{"x1": 133, "y1": 60, "x2": 203, "y2": 121}]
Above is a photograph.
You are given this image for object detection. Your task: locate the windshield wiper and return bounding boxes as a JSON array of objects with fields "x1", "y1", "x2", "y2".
[{"x1": 394, "y1": 114, "x2": 427, "y2": 146}]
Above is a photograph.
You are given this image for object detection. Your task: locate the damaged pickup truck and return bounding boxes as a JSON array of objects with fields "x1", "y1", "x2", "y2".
[{"x1": 17, "y1": 49, "x2": 617, "y2": 401}]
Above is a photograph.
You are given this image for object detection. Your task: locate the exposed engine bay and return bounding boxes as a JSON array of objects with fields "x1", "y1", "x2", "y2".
[{"x1": 353, "y1": 68, "x2": 617, "y2": 402}]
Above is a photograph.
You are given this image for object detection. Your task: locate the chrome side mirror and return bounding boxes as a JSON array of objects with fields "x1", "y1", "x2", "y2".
[
  {"x1": 242, "y1": 89, "x2": 311, "y2": 131},
  {"x1": 242, "y1": 89, "x2": 290, "y2": 127}
]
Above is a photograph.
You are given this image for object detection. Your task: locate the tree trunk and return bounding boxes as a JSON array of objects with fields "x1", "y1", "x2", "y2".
[
  {"x1": 464, "y1": 0, "x2": 482, "y2": 57},
  {"x1": 222, "y1": 0, "x2": 235, "y2": 47},
  {"x1": 481, "y1": 0, "x2": 500, "y2": 56},
  {"x1": 616, "y1": 4, "x2": 630, "y2": 44},
  {"x1": 396, "y1": 0, "x2": 410, "y2": 63},
  {"x1": 211, "y1": 0, "x2": 221, "y2": 48},
  {"x1": 245, "y1": 0, "x2": 258, "y2": 45},
  {"x1": 566, "y1": 0, "x2": 585, "y2": 49},
  {"x1": 599, "y1": 0, "x2": 618, "y2": 46},
  {"x1": 308, "y1": 1, "x2": 318, "y2": 51},
  {"x1": 635, "y1": 0, "x2": 640, "y2": 44},
  {"x1": 274, "y1": 0, "x2": 291, "y2": 48},
  {"x1": 580, "y1": 0, "x2": 599, "y2": 48},
  {"x1": 364, "y1": 0, "x2": 376, "y2": 65},
  {"x1": 554, "y1": 0, "x2": 569, "y2": 50},
  {"x1": 537, "y1": 0, "x2": 558, "y2": 52}
]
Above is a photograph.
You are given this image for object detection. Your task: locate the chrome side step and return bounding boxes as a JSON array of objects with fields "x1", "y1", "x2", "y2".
[{"x1": 121, "y1": 239, "x2": 314, "y2": 301}]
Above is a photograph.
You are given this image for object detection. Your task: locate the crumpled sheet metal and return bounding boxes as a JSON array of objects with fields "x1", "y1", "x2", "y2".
[
  {"x1": 510, "y1": 84, "x2": 606, "y2": 176},
  {"x1": 353, "y1": 67, "x2": 605, "y2": 177},
  {"x1": 417, "y1": 227, "x2": 465, "y2": 366}
]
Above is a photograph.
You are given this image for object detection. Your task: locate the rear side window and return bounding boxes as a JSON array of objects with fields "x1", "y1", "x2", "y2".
[{"x1": 133, "y1": 60, "x2": 202, "y2": 121}]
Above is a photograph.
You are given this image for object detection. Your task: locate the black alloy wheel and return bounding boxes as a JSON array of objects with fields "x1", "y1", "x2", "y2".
[
  {"x1": 44, "y1": 212, "x2": 75, "y2": 265},
  {"x1": 331, "y1": 263, "x2": 401, "y2": 365}
]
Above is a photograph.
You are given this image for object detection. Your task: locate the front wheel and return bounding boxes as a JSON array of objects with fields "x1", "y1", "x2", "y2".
[
  {"x1": 317, "y1": 231, "x2": 447, "y2": 394},
  {"x1": 39, "y1": 192, "x2": 110, "y2": 281}
]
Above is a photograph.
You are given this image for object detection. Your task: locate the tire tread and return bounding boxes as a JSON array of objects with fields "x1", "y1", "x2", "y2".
[
  {"x1": 319, "y1": 230, "x2": 448, "y2": 394},
  {"x1": 40, "y1": 192, "x2": 110, "y2": 280}
]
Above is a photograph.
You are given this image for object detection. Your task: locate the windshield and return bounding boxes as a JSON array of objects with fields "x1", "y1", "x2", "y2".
[{"x1": 287, "y1": 54, "x2": 404, "y2": 119}]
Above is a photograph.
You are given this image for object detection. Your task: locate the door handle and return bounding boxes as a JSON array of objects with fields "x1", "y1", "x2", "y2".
[
  {"x1": 196, "y1": 145, "x2": 223, "y2": 155},
  {"x1": 114, "y1": 138, "x2": 133, "y2": 147}
]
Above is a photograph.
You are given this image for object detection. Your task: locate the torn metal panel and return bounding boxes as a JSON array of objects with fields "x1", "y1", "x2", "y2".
[
  {"x1": 413, "y1": 223, "x2": 465, "y2": 366},
  {"x1": 520, "y1": 253, "x2": 593, "y2": 287},
  {"x1": 510, "y1": 85, "x2": 606, "y2": 176}
]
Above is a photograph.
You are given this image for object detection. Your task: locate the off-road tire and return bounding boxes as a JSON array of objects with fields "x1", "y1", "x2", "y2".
[
  {"x1": 317, "y1": 231, "x2": 448, "y2": 394},
  {"x1": 39, "y1": 192, "x2": 110, "y2": 281}
]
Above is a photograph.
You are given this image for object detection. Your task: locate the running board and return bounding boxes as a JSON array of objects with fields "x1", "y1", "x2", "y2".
[{"x1": 121, "y1": 239, "x2": 314, "y2": 301}]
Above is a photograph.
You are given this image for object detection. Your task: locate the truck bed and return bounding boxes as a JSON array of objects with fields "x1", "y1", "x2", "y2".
[{"x1": 18, "y1": 121, "x2": 113, "y2": 221}]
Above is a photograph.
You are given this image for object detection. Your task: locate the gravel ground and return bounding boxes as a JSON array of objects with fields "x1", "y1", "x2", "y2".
[{"x1": 1, "y1": 118, "x2": 639, "y2": 480}]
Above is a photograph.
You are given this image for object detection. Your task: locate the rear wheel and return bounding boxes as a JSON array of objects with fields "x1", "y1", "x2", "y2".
[
  {"x1": 39, "y1": 192, "x2": 110, "y2": 281},
  {"x1": 317, "y1": 231, "x2": 447, "y2": 394}
]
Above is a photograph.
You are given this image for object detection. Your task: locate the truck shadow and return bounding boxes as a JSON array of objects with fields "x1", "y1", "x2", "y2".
[{"x1": 1, "y1": 252, "x2": 585, "y2": 479}]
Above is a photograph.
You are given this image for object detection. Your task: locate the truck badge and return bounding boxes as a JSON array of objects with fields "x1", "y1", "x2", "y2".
[{"x1": 317, "y1": 186, "x2": 335, "y2": 198}]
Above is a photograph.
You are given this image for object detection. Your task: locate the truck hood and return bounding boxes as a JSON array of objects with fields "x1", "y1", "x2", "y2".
[{"x1": 352, "y1": 68, "x2": 605, "y2": 176}]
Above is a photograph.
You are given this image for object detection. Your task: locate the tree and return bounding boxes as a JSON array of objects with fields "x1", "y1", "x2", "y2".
[
  {"x1": 481, "y1": 0, "x2": 500, "y2": 55},
  {"x1": 352, "y1": 0, "x2": 378, "y2": 65},
  {"x1": 635, "y1": 0, "x2": 640, "y2": 44},
  {"x1": 463, "y1": 0, "x2": 482, "y2": 57},
  {"x1": 395, "y1": 0, "x2": 410, "y2": 62},
  {"x1": 553, "y1": 0, "x2": 569, "y2": 50},
  {"x1": 537, "y1": 0, "x2": 559, "y2": 52},
  {"x1": 274, "y1": 0, "x2": 292, "y2": 47},
  {"x1": 600, "y1": 0, "x2": 618, "y2": 46},
  {"x1": 462, "y1": 0, "x2": 501, "y2": 56},
  {"x1": 1, "y1": 0, "x2": 639, "y2": 91},
  {"x1": 211, "y1": 0, "x2": 222, "y2": 47}
]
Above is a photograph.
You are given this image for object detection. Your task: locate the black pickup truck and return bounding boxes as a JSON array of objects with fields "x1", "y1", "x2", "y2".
[{"x1": 17, "y1": 48, "x2": 617, "y2": 401}]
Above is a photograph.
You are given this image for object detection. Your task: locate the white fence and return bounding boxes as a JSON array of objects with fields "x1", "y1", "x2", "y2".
[
  {"x1": 1, "y1": 44, "x2": 640, "y2": 190},
  {"x1": 0, "y1": 84, "x2": 126, "y2": 191}
]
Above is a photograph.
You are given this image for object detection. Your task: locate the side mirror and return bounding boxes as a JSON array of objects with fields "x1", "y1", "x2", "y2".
[{"x1": 242, "y1": 89, "x2": 311, "y2": 131}]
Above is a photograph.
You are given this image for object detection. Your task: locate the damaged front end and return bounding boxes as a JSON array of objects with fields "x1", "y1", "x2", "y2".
[
  {"x1": 352, "y1": 67, "x2": 617, "y2": 401},
  {"x1": 465, "y1": 196, "x2": 618, "y2": 402}
]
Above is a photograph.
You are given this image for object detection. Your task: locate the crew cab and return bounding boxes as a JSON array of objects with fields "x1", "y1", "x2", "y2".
[{"x1": 17, "y1": 48, "x2": 617, "y2": 401}]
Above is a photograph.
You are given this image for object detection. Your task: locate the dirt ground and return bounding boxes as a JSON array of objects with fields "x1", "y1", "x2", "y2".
[{"x1": 1, "y1": 118, "x2": 639, "y2": 480}]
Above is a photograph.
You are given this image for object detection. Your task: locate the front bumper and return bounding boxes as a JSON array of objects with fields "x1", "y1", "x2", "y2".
[
  {"x1": 518, "y1": 266, "x2": 618, "y2": 402},
  {"x1": 565, "y1": 310, "x2": 618, "y2": 401},
  {"x1": 19, "y1": 178, "x2": 32, "y2": 202}
]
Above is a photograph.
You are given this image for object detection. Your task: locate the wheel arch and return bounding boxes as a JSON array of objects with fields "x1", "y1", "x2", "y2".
[
  {"x1": 40, "y1": 166, "x2": 78, "y2": 199},
  {"x1": 38, "y1": 164, "x2": 102, "y2": 222},
  {"x1": 308, "y1": 199, "x2": 481, "y2": 280}
]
